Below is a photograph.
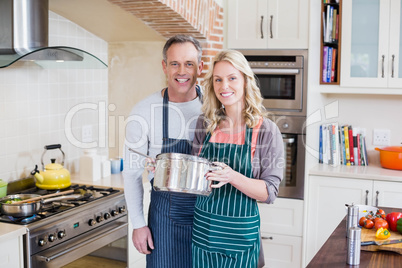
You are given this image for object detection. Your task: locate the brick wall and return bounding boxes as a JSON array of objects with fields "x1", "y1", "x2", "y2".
[{"x1": 107, "y1": 0, "x2": 224, "y2": 77}]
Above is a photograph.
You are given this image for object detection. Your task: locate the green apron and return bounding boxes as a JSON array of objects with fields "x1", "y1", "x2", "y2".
[{"x1": 192, "y1": 127, "x2": 260, "y2": 268}]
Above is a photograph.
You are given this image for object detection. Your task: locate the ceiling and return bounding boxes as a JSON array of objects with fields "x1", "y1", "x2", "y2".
[{"x1": 49, "y1": 0, "x2": 165, "y2": 43}]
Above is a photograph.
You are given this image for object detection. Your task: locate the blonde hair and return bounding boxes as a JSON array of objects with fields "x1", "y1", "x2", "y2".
[{"x1": 201, "y1": 50, "x2": 267, "y2": 134}]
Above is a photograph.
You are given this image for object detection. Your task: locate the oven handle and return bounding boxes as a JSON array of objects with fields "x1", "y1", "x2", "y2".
[
  {"x1": 35, "y1": 221, "x2": 127, "y2": 264},
  {"x1": 251, "y1": 68, "x2": 300, "y2": 75}
]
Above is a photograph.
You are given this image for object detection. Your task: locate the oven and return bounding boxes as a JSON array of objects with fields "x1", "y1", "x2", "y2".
[
  {"x1": 239, "y1": 49, "x2": 308, "y2": 200},
  {"x1": 0, "y1": 183, "x2": 128, "y2": 268}
]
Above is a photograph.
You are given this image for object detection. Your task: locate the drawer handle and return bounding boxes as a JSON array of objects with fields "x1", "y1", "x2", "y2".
[
  {"x1": 260, "y1": 16, "x2": 264, "y2": 39},
  {"x1": 261, "y1": 236, "x2": 273, "y2": 240}
]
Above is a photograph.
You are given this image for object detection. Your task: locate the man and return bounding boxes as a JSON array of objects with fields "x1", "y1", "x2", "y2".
[{"x1": 123, "y1": 35, "x2": 204, "y2": 267}]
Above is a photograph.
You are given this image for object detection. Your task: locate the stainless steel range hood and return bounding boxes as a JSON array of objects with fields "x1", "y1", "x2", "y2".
[{"x1": 0, "y1": 0, "x2": 107, "y2": 69}]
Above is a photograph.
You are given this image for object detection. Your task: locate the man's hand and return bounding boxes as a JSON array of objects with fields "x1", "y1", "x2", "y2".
[{"x1": 132, "y1": 226, "x2": 154, "y2": 254}]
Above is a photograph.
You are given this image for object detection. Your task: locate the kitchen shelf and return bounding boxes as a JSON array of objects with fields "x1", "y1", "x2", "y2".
[{"x1": 320, "y1": 0, "x2": 342, "y2": 85}]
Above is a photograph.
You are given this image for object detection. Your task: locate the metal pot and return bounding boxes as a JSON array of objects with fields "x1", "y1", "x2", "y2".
[
  {"x1": 128, "y1": 149, "x2": 221, "y2": 195},
  {"x1": 153, "y1": 153, "x2": 222, "y2": 196},
  {"x1": 0, "y1": 194, "x2": 42, "y2": 217},
  {"x1": 375, "y1": 146, "x2": 402, "y2": 170}
]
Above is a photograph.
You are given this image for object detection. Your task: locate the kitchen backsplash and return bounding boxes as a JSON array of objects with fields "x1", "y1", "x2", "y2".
[{"x1": 0, "y1": 11, "x2": 108, "y2": 182}]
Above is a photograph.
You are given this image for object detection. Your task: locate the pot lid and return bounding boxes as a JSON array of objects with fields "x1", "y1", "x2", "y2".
[
  {"x1": 45, "y1": 159, "x2": 63, "y2": 170},
  {"x1": 378, "y1": 146, "x2": 402, "y2": 152}
]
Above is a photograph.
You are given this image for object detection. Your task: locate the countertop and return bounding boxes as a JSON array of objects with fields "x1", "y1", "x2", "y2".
[
  {"x1": 307, "y1": 207, "x2": 402, "y2": 267},
  {"x1": 309, "y1": 163, "x2": 402, "y2": 182}
]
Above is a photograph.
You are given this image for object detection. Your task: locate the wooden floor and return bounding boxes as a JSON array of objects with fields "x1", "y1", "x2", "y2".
[{"x1": 62, "y1": 256, "x2": 126, "y2": 268}]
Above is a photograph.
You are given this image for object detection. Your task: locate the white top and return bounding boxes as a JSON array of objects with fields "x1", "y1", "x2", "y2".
[{"x1": 122, "y1": 90, "x2": 202, "y2": 228}]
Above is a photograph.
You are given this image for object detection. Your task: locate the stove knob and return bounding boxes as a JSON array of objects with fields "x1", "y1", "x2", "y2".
[
  {"x1": 104, "y1": 213, "x2": 111, "y2": 220},
  {"x1": 118, "y1": 206, "x2": 126, "y2": 213},
  {"x1": 111, "y1": 210, "x2": 118, "y2": 217},
  {"x1": 282, "y1": 123, "x2": 289, "y2": 129},
  {"x1": 58, "y1": 231, "x2": 66, "y2": 239},
  {"x1": 38, "y1": 239, "x2": 46, "y2": 247},
  {"x1": 48, "y1": 234, "x2": 55, "y2": 242},
  {"x1": 96, "y1": 216, "x2": 104, "y2": 223},
  {"x1": 88, "y1": 219, "x2": 96, "y2": 226}
]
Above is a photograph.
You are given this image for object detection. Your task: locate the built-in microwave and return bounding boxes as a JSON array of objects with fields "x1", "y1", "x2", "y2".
[{"x1": 238, "y1": 49, "x2": 308, "y2": 117}]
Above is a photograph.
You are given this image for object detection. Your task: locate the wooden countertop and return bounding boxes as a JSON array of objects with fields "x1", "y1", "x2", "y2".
[{"x1": 307, "y1": 207, "x2": 402, "y2": 267}]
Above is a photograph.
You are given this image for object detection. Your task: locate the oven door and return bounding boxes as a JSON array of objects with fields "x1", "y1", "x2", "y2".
[
  {"x1": 253, "y1": 68, "x2": 303, "y2": 111},
  {"x1": 30, "y1": 217, "x2": 128, "y2": 268}
]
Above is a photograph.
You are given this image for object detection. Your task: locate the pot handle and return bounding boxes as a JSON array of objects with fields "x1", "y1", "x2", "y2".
[
  {"x1": 209, "y1": 162, "x2": 225, "y2": 171},
  {"x1": 375, "y1": 147, "x2": 380, "y2": 151}
]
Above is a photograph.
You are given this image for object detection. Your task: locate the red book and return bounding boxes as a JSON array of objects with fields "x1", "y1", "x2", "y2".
[{"x1": 348, "y1": 126, "x2": 354, "y2": 165}]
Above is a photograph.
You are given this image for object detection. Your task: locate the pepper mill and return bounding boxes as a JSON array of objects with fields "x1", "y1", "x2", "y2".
[
  {"x1": 347, "y1": 226, "x2": 361, "y2": 265},
  {"x1": 346, "y1": 203, "x2": 359, "y2": 237}
]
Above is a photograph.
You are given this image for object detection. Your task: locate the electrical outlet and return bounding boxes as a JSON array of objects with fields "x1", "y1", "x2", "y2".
[
  {"x1": 82, "y1": 125, "x2": 93, "y2": 143},
  {"x1": 373, "y1": 129, "x2": 390, "y2": 146}
]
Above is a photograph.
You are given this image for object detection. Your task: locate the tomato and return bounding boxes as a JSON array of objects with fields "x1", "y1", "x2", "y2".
[
  {"x1": 376, "y1": 209, "x2": 386, "y2": 216},
  {"x1": 364, "y1": 219, "x2": 374, "y2": 229},
  {"x1": 375, "y1": 218, "x2": 389, "y2": 230},
  {"x1": 359, "y1": 216, "x2": 367, "y2": 226}
]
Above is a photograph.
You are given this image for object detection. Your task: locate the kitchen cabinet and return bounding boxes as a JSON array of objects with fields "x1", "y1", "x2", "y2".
[
  {"x1": 227, "y1": 0, "x2": 309, "y2": 49},
  {"x1": 305, "y1": 175, "x2": 402, "y2": 264},
  {"x1": 258, "y1": 198, "x2": 303, "y2": 268},
  {"x1": 128, "y1": 182, "x2": 151, "y2": 267},
  {"x1": 341, "y1": 0, "x2": 402, "y2": 89},
  {"x1": 0, "y1": 233, "x2": 24, "y2": 268}
]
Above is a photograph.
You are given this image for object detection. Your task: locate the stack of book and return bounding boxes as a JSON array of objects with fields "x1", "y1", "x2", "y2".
[
  {"x1": 319, "y1": 123, "x2": 368, "y2": 166},
  {"x1": 322, "y1": 1, "x2": 339, "y2": 83}
]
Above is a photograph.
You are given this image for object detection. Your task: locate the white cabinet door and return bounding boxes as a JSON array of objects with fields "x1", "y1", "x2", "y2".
[
  {"x1": 258, "y1": 198, "x2": 303, "y2": 236},
  {"x1": 305, "y1": 175, "x2": 372, "y2": 265},
  {"x1": 227, "y1": 0, "x2": 268, "y2": 49},
  {"x1": 341, "y1": 0, "x2": 402, "y2": 88},
  {"x1": 266, "y1": 0, "x2": 309, "y2": 49},
  {"x1": 0, "y1": 235, "x2": 24, "y2": 268},
  {"x1": 227, "y1": 0, "x2": 308, "y2": 49},
  {"x1": 261, "y1": 233, "x2": 302, "y2": 268},
  {"x1": 373, "y1": 180, "x2": 402, "y2": 208}
]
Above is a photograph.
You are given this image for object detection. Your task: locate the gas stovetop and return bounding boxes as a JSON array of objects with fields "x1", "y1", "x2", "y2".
[{"x1": 0, "y1": 184, "x2": 123, "y2": 225}]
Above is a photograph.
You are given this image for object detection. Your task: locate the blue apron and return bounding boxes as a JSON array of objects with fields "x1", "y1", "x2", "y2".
[{"x1": 147, "y1": 86, "x2": 202, "y2": 268}]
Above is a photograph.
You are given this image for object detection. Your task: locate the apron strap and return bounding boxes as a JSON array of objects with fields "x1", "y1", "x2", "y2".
[{"x1": 162, "y1": 85, "x2": 202, "y2": 140}]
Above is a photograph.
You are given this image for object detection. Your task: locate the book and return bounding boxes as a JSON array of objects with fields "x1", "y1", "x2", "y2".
[
  {"x1": 323, "y1": 124, "x2": 328, "y2": 164},
  {"x1": 325, "y1": 5, "x2": 332, "y2": 43},
  {"x1": 348, "y1": 126, "x2": 355, "y2": 165},
  {"x1": 331, "y1": 48, "x2": 337, "y2": 82},
  {"x1": 327, "y1": 47, "x2": 333, "y2": 82},
  {"x1": 343, "y1": 125, "x2": 351, "y2": 166},
  {"x1": 352, "y1": 127, "x2": 359, "y2": 166},
  {"x1": 332, "y1": 9, "x2": 337, "y2": 42},
  {"x1": 322, "y1": 46, "x2": 329, "y2": 82},
  {"x1": 356, "y1": 133, "x2": 361, "y2": 166},
  {"x1": 319, "y1": 125, "x2": 323, "y2": 163},
  {"x1": 339, "y1": 125, "x2": 346, "y2": 165},
  {"x1": 332, "y1": 123, "x2": 340, "y2": 166}
]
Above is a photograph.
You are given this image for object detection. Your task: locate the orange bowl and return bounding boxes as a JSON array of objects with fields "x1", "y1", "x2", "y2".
[{"x1": 375, "y1": 146, "x2": 402, "y2": 170}]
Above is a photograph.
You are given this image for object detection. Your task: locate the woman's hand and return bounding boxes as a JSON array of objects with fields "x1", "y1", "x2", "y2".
[
  {"x1": 206, "y1": 162, "x2": 237, "y2": 188},
  {"x1": 145, "y1": 157, "x2": 156, "y2": 173}
]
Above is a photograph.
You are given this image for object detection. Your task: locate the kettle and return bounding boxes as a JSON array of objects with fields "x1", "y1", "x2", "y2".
[{"x1": 31, "y1": 144, "x2": 71, "y2": 190}]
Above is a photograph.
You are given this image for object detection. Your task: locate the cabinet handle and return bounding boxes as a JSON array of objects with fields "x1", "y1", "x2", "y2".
[
  {"x1": 261, "y1": 236, "x2": 273, "y2": 240},
  {"x1": 270, "y1": 15, "x2": 273, "y2": 38},
  {"x1": 365, "y1": 190, "x2": 369, "y2": 205},
  {"x1": 376, "y1": 191, "x2": 379, "y2": 207},
  {"x1": 260, "y1": 16, "x2": 264, "y2": 39},
  {"x1": 392, "y1": 55, "x2": 395, "y2": 78},
  {"x1": 382, "y1": 55, "x2": 385, "y2": 78}
]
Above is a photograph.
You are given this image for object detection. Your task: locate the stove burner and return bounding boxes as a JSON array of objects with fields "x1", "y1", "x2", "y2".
[{"x1": 8, "y1": 214, "x2": 41, "y2": 224}]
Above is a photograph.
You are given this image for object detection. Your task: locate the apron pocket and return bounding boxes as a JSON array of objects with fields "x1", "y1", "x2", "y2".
[
  {"x1": 169, "y1": 192, "x2": 197, "y2": 225},
  {"x1": 192, "y1": 208, "x2": 260, "y2": 256}
]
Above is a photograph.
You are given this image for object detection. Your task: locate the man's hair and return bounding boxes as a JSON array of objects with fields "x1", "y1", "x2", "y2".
[{"x1": 162, "y1": 34, "x2": 203, "y2": 63}]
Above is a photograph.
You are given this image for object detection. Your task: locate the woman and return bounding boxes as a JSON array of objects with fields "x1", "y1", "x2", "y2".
[{"x1": 191, "y1": 50, "x2": 284, "y2": 268}]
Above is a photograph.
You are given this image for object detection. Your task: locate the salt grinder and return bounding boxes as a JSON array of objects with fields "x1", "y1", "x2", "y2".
[
  {"x1": 347, "y1": 226, "x2": 361, "y2": 265},
  {"x1": 346, "y1": 203, "x2": 359, "y2": 237}
]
